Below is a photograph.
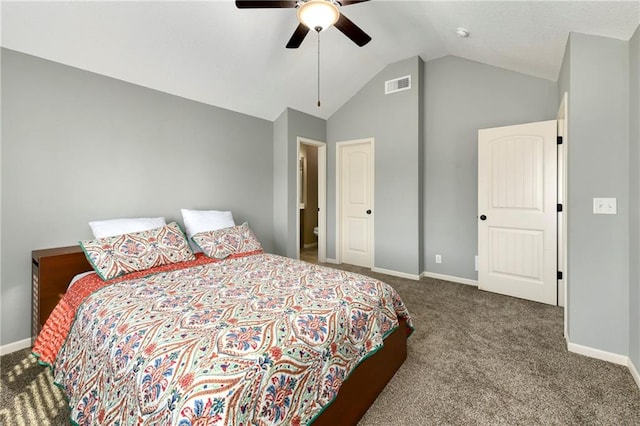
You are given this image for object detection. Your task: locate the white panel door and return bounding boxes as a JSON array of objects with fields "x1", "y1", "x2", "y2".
[
  {"x1": 339, "y1": 141, "x2": 373, "y2": 267},
  {"x1": 478, "y1": 120, "x2": 557, "y2": 305}
]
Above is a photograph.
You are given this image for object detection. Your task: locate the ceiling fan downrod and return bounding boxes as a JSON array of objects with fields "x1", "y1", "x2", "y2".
[{"x1": 316, "y1": 26, "x2": 321, "y2": 107}]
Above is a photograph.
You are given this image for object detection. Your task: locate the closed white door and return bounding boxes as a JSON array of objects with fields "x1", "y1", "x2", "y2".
[
  {"x1": 339, "y1": 141, "x2": 374, "y2": 267},
  {"x1": 478, "y1": 120, "x2": 557, "y2": 305}
]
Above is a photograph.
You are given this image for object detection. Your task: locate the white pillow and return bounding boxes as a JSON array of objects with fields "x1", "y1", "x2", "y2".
[
  {"x1": 181, "y1": 209, "x2": 235, "y2": 252},
  {"x1": 89, "y1": 217, "x2": 167, "y2": 239}
]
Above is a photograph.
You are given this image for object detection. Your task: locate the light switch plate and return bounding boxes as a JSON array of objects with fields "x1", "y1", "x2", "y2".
[{"x1": 593, "y1": 197, "x2": 617, "y2": 214}]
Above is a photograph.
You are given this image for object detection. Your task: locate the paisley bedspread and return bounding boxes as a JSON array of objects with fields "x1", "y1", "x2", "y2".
[{"x1": 37, "y1": 253, "x2": 413, "y2": 425}]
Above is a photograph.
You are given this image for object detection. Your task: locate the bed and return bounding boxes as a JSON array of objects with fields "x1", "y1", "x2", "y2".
[{"x1": 32, "y1": 225, "x2": 413, "y2": 425}]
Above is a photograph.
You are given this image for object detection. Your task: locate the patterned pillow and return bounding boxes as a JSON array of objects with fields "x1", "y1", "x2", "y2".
[
  {"x1": 80, "y1": 222, "x2": 195, "y2": 280},
  {"x1": 192, "y1": 222, "x2": 263, "y2": 259}
]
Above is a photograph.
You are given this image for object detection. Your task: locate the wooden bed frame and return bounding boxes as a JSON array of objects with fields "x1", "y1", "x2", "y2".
[{"x1": 32, "y1": 245, "x2": 409, "y2": 425}]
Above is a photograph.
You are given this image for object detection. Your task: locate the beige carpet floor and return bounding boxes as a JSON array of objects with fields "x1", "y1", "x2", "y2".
[{"x1": 2, "y1": 263, "x2": 640, "y2": 425}]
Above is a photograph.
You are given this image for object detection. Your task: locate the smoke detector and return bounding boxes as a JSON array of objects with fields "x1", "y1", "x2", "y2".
[{"x1": 456, "y1": 28, "x2": 470, "y2": 38}]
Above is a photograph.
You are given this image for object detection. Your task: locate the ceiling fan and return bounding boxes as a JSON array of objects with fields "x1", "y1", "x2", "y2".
[{"x1": 235, "y1": 0, "x2": 372, "y2": 48}]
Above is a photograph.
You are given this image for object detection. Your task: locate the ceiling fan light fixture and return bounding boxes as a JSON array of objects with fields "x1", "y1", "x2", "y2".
[{"x1": 297, "y1": 0, "x2": 339, "y2": 32}]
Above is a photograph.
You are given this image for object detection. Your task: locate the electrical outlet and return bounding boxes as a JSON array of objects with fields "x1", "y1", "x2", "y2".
[{"x1": 435, "y1": 254, "x2": 442, "y2": 264}]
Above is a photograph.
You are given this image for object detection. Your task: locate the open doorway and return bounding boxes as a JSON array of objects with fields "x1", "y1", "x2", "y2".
[{"x1": 296, "y1": 138, "x2": 326, "y2": 263}]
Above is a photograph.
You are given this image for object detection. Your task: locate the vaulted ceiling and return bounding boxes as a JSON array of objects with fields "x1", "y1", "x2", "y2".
[{"x1": 2, "y1": 1, "x2": 639, "y2": 121}]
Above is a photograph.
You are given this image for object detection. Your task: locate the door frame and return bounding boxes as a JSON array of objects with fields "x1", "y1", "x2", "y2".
[
  {"x1": 557, "y1": 92, "x2": 569, "y2": 336},
  {"x1": 296, "y1": 137, "x2": 327, "y2": 262},
  {"x1": 336, "y1": 138, "x2": 375, "y2": 265}
]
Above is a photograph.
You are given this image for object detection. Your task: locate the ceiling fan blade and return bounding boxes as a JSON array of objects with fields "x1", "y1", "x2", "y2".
[
  {"x1": 334, "y1": 13, "x2": 371, "y2": 47},
  {"x1": 338, "y1": 0, "x2": 370, "y2": 6},
  {"x1": 235, "y1": 1, "x2": 297, "y2": 8},
  {"x1": 286, "y1": 23, "x2": 310, "y2": 49}
]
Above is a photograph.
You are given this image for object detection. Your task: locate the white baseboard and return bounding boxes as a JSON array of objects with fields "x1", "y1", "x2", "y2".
[
  {"x1": 421, "y1": 271, "x2": 478, "y2": 287},
  {"x1": 0, "y1": 338, "x2": 32, "y2": 356},
  {"x1": 566, "y1": 341, "x2": 628, "y2": 366},
  {"x1": 323, "y1": 260, "x2": 420, "y2": 281},
  {"x1": 371, "y1": 267, "x2": 420, "y2": 281},
  {"x1": 629, "y1": 358, "x2": 640, "y2": 390},
  {"x1": 303, "y1": 243, "x2": 318, "y2": 249}
]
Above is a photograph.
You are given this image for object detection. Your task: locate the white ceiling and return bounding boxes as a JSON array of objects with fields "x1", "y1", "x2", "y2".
[{"x1": 2, "y1": 1, "x2": 639, "y2": 121}]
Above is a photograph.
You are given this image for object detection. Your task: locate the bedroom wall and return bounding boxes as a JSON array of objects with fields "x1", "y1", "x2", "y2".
[
  {"x1": 629, "y1": 25, "x2": 640, "y2": 372},
  {"x1": 559, "y1": 33, "x2": 630, "y2": 356},
  {"x1": 422, "y1": 56, "x2": 558, "y2": 280},
  {"x1": 273, "y1": 110, "x2": 289, "y2": 255},
  {"x1": 558, "y1": 38, "x2": 571, "y2": 106},
  {"x1": 327, "y1": 56, "x2": 423, "y2": 276},
  {"x1": 272, "y1": 107, "x2": 326, "y2": 258},
  {"x1": 0, "y1": 48, "x2": 274, "y2": 346}
]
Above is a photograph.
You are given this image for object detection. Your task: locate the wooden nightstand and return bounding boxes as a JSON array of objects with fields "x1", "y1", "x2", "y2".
[{"x1": 31, "y1": 245, "x2": 91, "y2": 340}]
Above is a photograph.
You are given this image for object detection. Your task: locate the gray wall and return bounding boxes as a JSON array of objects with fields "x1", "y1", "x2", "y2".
[
  {"x1": 4, "y1": 35, "x2": 639, "y2": 366},
  {"x1": 1, "y1": 49, "x2": 274, "y2": 346},
  {"x1": 272, "y1": 108, "x2": 326, "y2": 258},
  {"x1": 423, "y1": 56, "x2": 558, "y2": 279},
  {"x1": 417, "y1": 60, "x2": 425, "y2": 273},
  {"x1": 560, "y1": 33, "x2": 630, "y2": 355},
  {"x1": 558, "y1": 38, "x2": 571, "y2": 106},
  {"x1": 273, "y1": 110, "x2": 289, "y2": 255},
  {"x1": 629, "y1": 26, "x2": 640, "y2": 369},
  {"x1": 327, "y1": 56, "x2": 423, "y2": 276}
]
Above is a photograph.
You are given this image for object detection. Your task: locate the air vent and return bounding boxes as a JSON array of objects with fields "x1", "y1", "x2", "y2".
[{"x1": 385, "y1": 75, "x2": 411, "y2": 94}]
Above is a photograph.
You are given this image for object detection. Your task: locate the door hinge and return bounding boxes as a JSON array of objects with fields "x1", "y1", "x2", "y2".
[
  {"x1": 557, "y1": 136, "x2": 563, "y2": 145},
  {"x1": 557, "y1": 204, "x2": 563, "y2": 212},
  {"x1": 557, "y1": 271, "x2": 563, "y2": 280}
]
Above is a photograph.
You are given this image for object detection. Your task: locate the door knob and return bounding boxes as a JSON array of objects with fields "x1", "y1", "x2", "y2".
[
  {"x1": 479, "y1": 215, "x2": 487, "y2": 220},
  {"x1": 366, "y1": 210, "x2": 372, "y2": 215}
]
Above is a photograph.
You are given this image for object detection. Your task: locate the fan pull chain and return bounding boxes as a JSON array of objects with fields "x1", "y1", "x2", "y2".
[{"x1": 316, "y1": 27, "x2": 322, "y2": 107}]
